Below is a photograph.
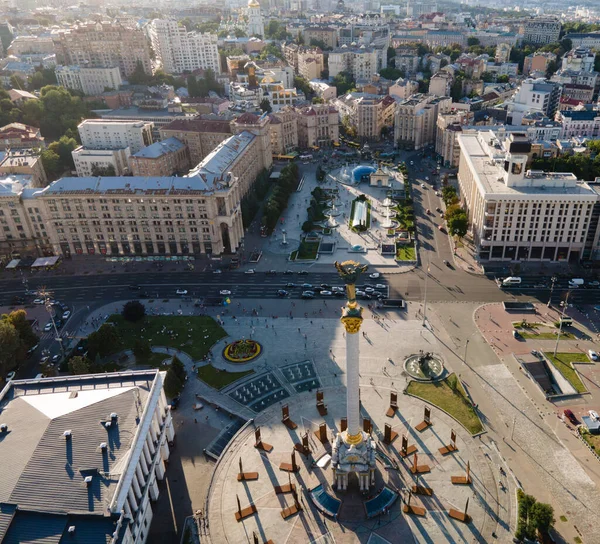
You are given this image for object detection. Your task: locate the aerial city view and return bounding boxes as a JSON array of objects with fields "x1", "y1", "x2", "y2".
[{"x1": 2, "y1": 0, "x2": 600, "y2": 543}]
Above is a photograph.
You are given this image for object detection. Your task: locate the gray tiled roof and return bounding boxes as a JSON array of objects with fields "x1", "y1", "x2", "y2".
[
  {"x1": 0, "y1": 503, "x2": 16, "y2": 540},
  {"x1": 2, "y1": 511, "x2": 66, "y2": 543}
]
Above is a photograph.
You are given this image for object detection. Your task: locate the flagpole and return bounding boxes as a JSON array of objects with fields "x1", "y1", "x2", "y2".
[{"x1": 422, "y1": 260, "x2": 429, "y2": 328}]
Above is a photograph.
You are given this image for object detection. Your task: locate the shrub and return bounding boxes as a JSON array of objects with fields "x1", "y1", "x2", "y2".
[
  {"x1": 164, "y1": 367, "x2": 183, "y2": 398},
  {"x1": 133, "y1": 338, "x2": 151, "y2": 361}
]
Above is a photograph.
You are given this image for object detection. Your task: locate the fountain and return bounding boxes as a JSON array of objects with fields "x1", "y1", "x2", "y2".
[
  {"x1": 281, "y1": 229, "x2": 288, "y2": 245},
  {"x1": 404, "y1": 351, "x2": 445, "y2": 381},
  {"x1": 326, "y1": 197, "x2": 341, "y2": 228},
  {"x1": 381, "y1": 198, "x2": 399, "y2": 230}
]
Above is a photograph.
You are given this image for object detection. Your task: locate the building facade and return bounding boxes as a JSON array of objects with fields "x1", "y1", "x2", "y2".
[
  {"x1": 523, "y1": 52, "x2": 557, "y2": 76},
  {"x1": 394, "y1": 94, "x2": 452, "y2": 150},
  {"x1": 148, "y1": 19, "x2": 220, "y2": 75},
  {"x1": 0, "y1": 149, "x2": 47, "y2": 187},
  {"x1": 247, "y1": 0, "x2": 265, "y2": 38},
  {"x1": 556, "y1": 109, "x2": 600, "y2": 138},
  {"x1": 78, "y1": 120, "x2": 154, "y2": 155},
  {"x1": 296, "y1": 104, "x2": 339, "y2": 148},
  {"x1": 457, "y1": 131, "x2": 597, "y2": 262},
  {"x1": 428, "y1": 71, "x2": 453, "y2": 97},
  {"x1": 302, "y1": 26, "x2": 338, "y2": 49},
  {"x1": 506, "y1": 78, "x2": 562, "y2": 125},
  {"x1": 523, "y1": 17, "x2": 561, "y2": 45},
  {"x1": 269, "y1": 108, "x2": 299, "y2": 154},
  {"x1": 328, "y1": 46, "x2": 379, "y2": 81},
  {"x1": 53, "y1": 22, "x2": 153, "y2": 78},
  {"x1": 0, "y1": 370, "x2": 175, "y2": 544},
  {"x1": 55, "y1": 65, "x2": 122, "y2": 95},
  {"x1": 7, "y1": 35, "x2": 55, "y2": 56},
  {"x1": 298, "y1": 47, "x2": 324, "y2": 81},
  {"x1": 0, "y1": 123, "x2": 44, "y2": 150},
  {"x1": 129, "y1": 137, "x2": 191, "y2": 177},
  {"x1": 72, "y1": 147, "x2": 131, "y2": 177}
]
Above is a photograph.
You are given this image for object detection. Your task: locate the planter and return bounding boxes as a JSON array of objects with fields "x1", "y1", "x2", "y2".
[{"x1": 223, "y1": 339, "x2": 262, "y2": 363}]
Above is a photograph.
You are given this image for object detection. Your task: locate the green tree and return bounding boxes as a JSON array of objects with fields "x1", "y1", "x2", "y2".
[
  {"x1": 5, "y1": 310, "x2": 38, "y2": 350},
  {"x1": 133, "y1": 338, "x2": 151, "y2": 361},
  {"x1": 48, "y1": 135, "x2": 78, "y2": 171},
  {"x1": 387, "y1": 46, "x2": 396, "y2": 63},
  {"x1": 480, "y1": 71, "x2": 494, "y2": 83},
  {"x1": 68, "y1": 355, "x2": 91, "y2": 375},
  {"x1": 259, "y1": 97, "x2": 272, "y2": 113},
  {"x1": 441, "y1": 185, "x2": 458, "y2": 206},
  {"x1": 447, "y1": 210, "x2": 468, "y2": 238},
  {"x1": 497, "y1": 74, "x2": 509, "y2": 83},
  {"x1": 28, "y1": 71, "x2": 45, "y2": 91},
  {"x1": 87, "y1": 324, "x2": 121, "y2": 359},
  {"x1": 40, "y1": 149, "x2": 61, "y2": 180},
  {"x1": 164, "y1": 366, "x2": 183, "y2": 398},
  {"x1": 379, "y1": 67, "x2": 403, "y2": 80},
  {"x1": 171, "y1": 356, "x2": 187, "y2": 383},
  {"x1": 10, "y1": 74, "x2": 26, "y2": 90},
  {"x1": 122, "y1": 300, "x2": 146, "y2": 322},
  {"x1": 312, "y1": 96, "x2": 324, "y2": 104},
  {"x1": 294, "y1": 75, "x2": 312, "y2": 97},
  {"x1": 21, "y1": 98, "x2": 44, "y2": 126},
  {"x1": 529, "y1": 502, "x2": 554, "y2": 535},
  {"x1": 0, "y1": 319, "x2": 21, "y2": 376},
  {"x1": 332, "y1": 71, "x2": 355, "y2": 95},
  {"x1": 90, "y1": 164, "x2": 116, "y2": 177},
  {"x1": 467, "y1": 37, "x2": 480, "y2": 46}
]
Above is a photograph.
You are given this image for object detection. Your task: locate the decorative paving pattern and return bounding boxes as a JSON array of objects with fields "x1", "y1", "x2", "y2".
[
  {"x1": 228, "y1": 372, "x2": 289, "y2": 412},
  {"x1": 280, "y1": 360, "x2": 321, "y2": 393}
]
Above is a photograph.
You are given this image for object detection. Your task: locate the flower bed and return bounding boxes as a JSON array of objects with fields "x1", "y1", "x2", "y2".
[{"x1": 223, "y1": 339, "x2": 262, "y2": 363}]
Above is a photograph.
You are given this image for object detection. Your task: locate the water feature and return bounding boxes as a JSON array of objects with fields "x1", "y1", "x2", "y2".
[{"x1": 404, "y1": 352, "x2": 445, "y2": 381}]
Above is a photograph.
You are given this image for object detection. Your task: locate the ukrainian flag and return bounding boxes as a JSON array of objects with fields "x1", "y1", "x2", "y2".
[{"x1": 224, "y1": 297, "x2": 231, "y2": 305}]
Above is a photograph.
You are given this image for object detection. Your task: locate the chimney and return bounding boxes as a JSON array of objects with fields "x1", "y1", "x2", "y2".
[
  {"x1": 0, "y1": 424, "x2": 7, "y2": 432},
  {"x1": 84, "y1": 476, "x2": 93, "y2": 486},
  {"x1": 63, "y1": 430, "x2": 72, "y2": 439}
]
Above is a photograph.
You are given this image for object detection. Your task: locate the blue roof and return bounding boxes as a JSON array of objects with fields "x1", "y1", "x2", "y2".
[
  {"x1": 132, "y1": 137, "x2": 185, "y2": 159},
  {"x1": 352, "y1": 165, "x2": 376, "y2": 182}
]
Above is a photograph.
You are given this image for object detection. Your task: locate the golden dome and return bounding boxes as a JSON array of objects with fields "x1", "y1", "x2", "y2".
[{"x1": 248, "y1": 0, "x2": 260, "y2": 6}]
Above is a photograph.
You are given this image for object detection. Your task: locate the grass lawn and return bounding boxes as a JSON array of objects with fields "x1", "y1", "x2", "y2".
[
  {"x1": 107, "y1": 314, "x2": 226, "y2": 361},
  {"x1": 197, "y1": 364, "x2": 254, "y2": 390},
  {"x1": 136, "y1": 351, "x2": 171, "y2": 368},
  {"x1": 407, "y1": 374, "x2": 483, "y2": 435},
  {"x1": 580, "y1": 429, "x2": 600, "y2": 452},
  {"x1": 297, "y1": 240, "x2": 320, "y2": 259},
  {"x1": 520, "y1": 331, "x2": 574, "y2": 339},
  {"x1": 544, "y1": 352, "x2": 588, "y2": 393},
  {"x1": 396, "y1": 244, "x2": 416, "y2": 261}
]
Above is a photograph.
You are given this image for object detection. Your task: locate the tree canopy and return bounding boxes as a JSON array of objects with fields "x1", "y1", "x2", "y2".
[
  {"x1": 0, "y1": 310, "x2": 38, "y2": 377},
  {"x1": 332, "y1": 71, "x2": 355, "y2": 95}
]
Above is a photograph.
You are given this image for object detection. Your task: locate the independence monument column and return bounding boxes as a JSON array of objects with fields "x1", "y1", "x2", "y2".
[{"x1": 331, "y1": 261, "x2": 376, "y2": 492}]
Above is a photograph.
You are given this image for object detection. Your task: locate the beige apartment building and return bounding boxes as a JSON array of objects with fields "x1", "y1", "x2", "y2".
[
  {"x1": 394, "y1": 94, "x2": 452, "y2": 150},
  {"x1": 435, "y1": 108, "x2": 474, "y2": 167},
  {"x1": 298, "y1": 47, "x2": 324, "y2": 81},
  {"x1": 53, "y1": 22, "x2": 153, "y2": 78},
  {"x1": 0, "y1": 150, "x2": 47, "y2": 187},
  {"x1": 269, "y1": 108, "x2": 298, "y2": 154},
  {"x1": 302, "y1": 27, "x2": 337, "y2": 50},
  {"x1": 296, "y1": 104, "x2": 339, "y2": 148},
  {"x1": 159, "y1": 118, "x2": 232, "y2": 166},
  {"x1": 337, "y1": 94, "x2": 396, "y2": 141},
  {"x1": 129, "y1": 137, "x2": 191, "y2": 177},
  {"x1": 523, "y1": 52, "x2": 557, "y2": 76},
  {"x1": 457, "y1": 131, "x2": 598, "y2": 262}
]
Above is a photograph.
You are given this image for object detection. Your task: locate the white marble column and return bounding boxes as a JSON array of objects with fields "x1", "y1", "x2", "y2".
[{"x1": 346, "y1": 330, "x2": 360, "y2": 438}]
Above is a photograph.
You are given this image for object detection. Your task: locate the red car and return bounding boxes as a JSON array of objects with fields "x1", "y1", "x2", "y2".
[
  {"x1": 564, "y1": 409, "x2": 578, "y2": 425},
  {"x1": 438, "y1": 225, "x2": 446, "y2": 233}
]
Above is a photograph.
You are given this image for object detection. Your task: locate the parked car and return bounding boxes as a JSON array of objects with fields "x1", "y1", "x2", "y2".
[
  {"x1": 369, "y1": 273, "x2": 380, "y2": 279},
  {"x1": 219, "y1": 290, "x2": 232, "y2": 296},
  {"x1": 212, "y1": 269, "x2": 222, "y2": 274},
  {"x1": 512, "y1": 330, "x2": 521, "y2": 339},
  {"x1": 563, "y1": 409, "x2": 578, "y2": 425},
  {"x1": 588, "y1": 410, "x2": 599, "y2": 421},
  {"x1": 589, "y1": 281, "x2": 600, "y2": 287},
  {"x1": 588, "y1": 350, "x2": 599, "y2": 362},
  {"x1": 438, "y1": 225, "x2": 446, "y2": 233},
  {"x1": 176, "y1": 289, "x2": 188, "y2": 295},
  {"x1": 33, "y1": 298, "x2": 45, "y2": 305},
  {"x1": 62, "y1": 311, "x2": 71, "y2": 320},
  {"x1": 40, "y1": 355, "x2": 49, "y2": 364},
  {"x1": 51, "y1": 354, "x2": 61, "y2": 364},
  {"x1": 44, "y1": 322, "x2": 53, "y2": 332}
]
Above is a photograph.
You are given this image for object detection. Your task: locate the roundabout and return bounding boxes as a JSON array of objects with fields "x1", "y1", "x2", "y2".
[{"x1": 222, "y1": 339, "x2": 262, "y2": 363}]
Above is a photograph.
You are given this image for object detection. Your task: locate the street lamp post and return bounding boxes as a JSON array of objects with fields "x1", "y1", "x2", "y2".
[
  {"x1": 547, "y1": 275, "x2": 558, "y2": 308},
  {"x1": 39, "y1": 287, "x2": 65, "y2": 360},
  {"x1": 422, "y1": 260, "x2": 430, "y2": 327},
  {"x1": 553, "y1": 291, "x2": 571, "y2": 357},
  {"x1": 460, "y1": 339, "x2": 469, "y2": 378}
]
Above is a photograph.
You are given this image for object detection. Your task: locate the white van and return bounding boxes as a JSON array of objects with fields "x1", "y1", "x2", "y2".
[
  {"x1": 568, "y1": 278, "x2": 584, "y2": 287},
  {"x1": 502, "y1": 277, "x2": 522, "y2": 286}
]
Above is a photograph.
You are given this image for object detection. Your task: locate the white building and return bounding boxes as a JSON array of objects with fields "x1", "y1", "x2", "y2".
[
  {"x1": 246, "y1": 0, "x2": 265, "y2": 38},
  {"x1": 72, "y1": 146, "x2": 131, "y2": 177},
  {"x1": 506, "y1": 78, "x2": 562, "y2": 125},
  {"x1": 78, "y1": 120, "x2": 154, "y2": 154},
  {"x1": 562, "y1": 47, "x2": 596, "y2": 73},
  {"x1": 457, "y1": 131, "x2": 597, "y2": 262},
  {"x1": 148, "y1": 19, "x2": 220, "y2": 75},
  {"x1": 523, "y1": 17, "x2": 561, "y2": 45},
  {"x1": 309, "y1": 79, "x2": 337, "y2": 101},
  {"x1": 328, "y1": 45, "x2": 379, "y2": 81},
  {"x1": 555, "y1": 109, "x2": 600, "y2": 138},
  {"x1": 0, "y1": 370, "x2": 175, "y2": 544},
  {"x1": 55, "y1": 65, "x2": 122, "y2": 95}
]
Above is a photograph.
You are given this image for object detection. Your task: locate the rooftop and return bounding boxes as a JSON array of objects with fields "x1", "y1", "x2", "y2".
[
  {"x1": 458, "y1": 132, "x2": 596, "y2": 198},
  {"x1": 161, "y1": 118, "x2": 232, "y2": 134},
  {"x1": 132, "y1": 137, "x2": 186, "y2": 159},
  {"x1": 0, "y1": 370, "x2": 162, "y2": 543}
]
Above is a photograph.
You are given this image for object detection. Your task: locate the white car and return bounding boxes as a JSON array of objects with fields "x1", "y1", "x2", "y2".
[
  {"x1": 219, "y1": 290, "x2": 232, "y2": 295},
  {"x1": 356, "y1": 290, "x2": 366, "y2": 297},
  {"x1": 588, "y1": 350, "x2": 599, "y2": 361},
  {"x1": 44, "y1": 322, "x2": 53, "y2": 332},
  {"x1": 589, "y1": 410, "x2": 599, "y2": 421},
  {"x1": 421, "y1": 183, "x2": 426, "y2": 188},
  {"x1": 245, "y1": 269, "x2": 255, "y2": 274},
  {"x1": 320, "y1": 290, "x2": 333, "y2": 296},
  {"x1": 375, "y1": 284, "x2": 386, "y2": 289},
  {"x1": 40, "y1": 355, "x2": 49, "y2": 364},
  {"x1": 6, "y1": 371, "x2": 15, "y2": 381},
  {"x1": 425, "y1": 176, "x2": 429, "y2": 181},
  {"x1": 176, "y1": 289, "x2": 188, "y2": 295},
  {"x1": 369, "y1": 273, "x2": 380, "y2": 279},
  {"x1": 364, "y1": 287, "x2": 375, "y2": 294},
  {"x1": 212, "y1": 269, "x2": 222, "y2": 274},
  {"x1": 33, "y1": 298, "x2": 44, "y2": 305},
  {"x1": 435, "y1": 191, "x2": 440, "y2": 196},
  {"x1": 62, "y1": 310, "x2": 71, "y2": 320}
]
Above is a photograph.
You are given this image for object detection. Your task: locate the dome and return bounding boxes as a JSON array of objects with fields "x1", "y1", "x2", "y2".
[
  {"x1": 352, "y1": 165, "x2": 376, "y2": 182},
  {"x1": 248, "y1": 0, "x2": 260, "y2": 6}
]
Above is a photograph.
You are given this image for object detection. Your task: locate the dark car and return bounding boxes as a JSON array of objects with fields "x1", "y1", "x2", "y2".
[
  {"x1": 320, "y1": 284, "x2": 331, "y2": 289},
  {"x1": 283, "y1": 270, "x2": 294, "y2": 275},
  {"x1": 564, "y1": 409, "x2": 578, "y2": 425},
  {"x1": 276, "y1": 290, "x2": 289, "y2": 297},
  {"x1": 298, "y1": 270, "x2": 309, "y2": 275},
  {"x1": 301, "y1": 291, "x2": 315, "y2": 299},
  {"x1": 266, "y1": 270, "x2": 277, "y2": 275},
  {"x1": 286, "y1": 282, "x2": 297, "y2": 288},
  {"x1": 11, "y1": 296, "x2": 25, "y2": 305},
  {"x1": 128, "y1": 285, "x2": 141, "y2": 290},
  {"x1": 301, "y1": 283, "x2": 313, "y2": 289},
  {"x1": 170, "y1": 396, "x2": 181, "y2": 410}
]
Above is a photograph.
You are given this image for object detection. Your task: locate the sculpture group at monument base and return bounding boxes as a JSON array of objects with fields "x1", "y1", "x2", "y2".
[{"x1": 331, "y1": 429, "x2": 377, "y2": 491}]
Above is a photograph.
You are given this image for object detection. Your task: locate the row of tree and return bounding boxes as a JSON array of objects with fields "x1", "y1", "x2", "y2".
[
  {"x1": 241, "y1": 169, "x2": 270, "y2": 228},
  {"x1": 0, "y1": 310, "x2": 39, "y2": 378},
  {"x1": 261, "y1": 162, "x2": 300, "y2": 232},
  {"x1": 531, "y1": 151, "x2": 600, "y2": 182},
  {"x1": 441, "y1": 186, "x2": 468, "y2": 239}
]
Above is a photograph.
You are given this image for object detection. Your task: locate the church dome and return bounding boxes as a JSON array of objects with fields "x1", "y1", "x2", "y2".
[{"x1": 248, "y1": 0, "x2": 260, "y2": 6}]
